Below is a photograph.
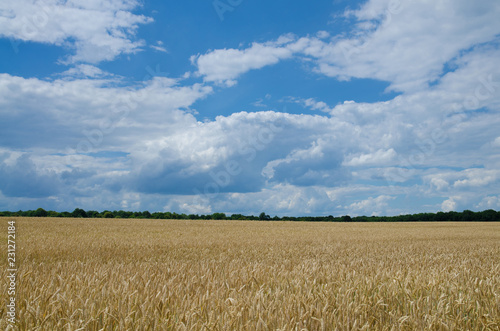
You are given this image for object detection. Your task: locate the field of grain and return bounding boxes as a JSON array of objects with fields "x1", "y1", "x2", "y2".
[{"x1": 1, "y1": 218, "x2": 499, "y2": 330}]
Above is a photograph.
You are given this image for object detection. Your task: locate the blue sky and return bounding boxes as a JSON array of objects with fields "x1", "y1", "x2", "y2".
[{"x1": 0, "y1": 0, "x2": 500, "y2": 216}]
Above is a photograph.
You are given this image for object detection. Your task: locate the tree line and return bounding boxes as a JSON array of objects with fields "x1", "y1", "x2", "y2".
[{"x1": 1, "y1": 208, "x2": 499, "y2": 222}]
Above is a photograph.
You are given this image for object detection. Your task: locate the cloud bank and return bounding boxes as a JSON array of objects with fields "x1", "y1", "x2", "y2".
[
  {"x1": 1, "y1": 0, "x2": 499, "y2": 216},
  {"x1": 0, "y1": 0, "x2": 153, "y2": 63}
]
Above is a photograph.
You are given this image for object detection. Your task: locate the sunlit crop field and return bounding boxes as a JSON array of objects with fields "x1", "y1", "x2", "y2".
[{"x1": 1, "y1": 218, "x2": 499, "y2": 330}]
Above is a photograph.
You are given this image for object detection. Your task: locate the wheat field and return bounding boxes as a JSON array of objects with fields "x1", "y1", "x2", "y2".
[{"x1": 1, "y1": 218, "x2": 499, "y2": 330}]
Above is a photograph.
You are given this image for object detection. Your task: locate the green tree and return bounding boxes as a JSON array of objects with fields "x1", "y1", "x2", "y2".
[
  {"x1": 102, "y1": 211, "x2": 114, "y2": 218},
  {"x1": 462, "y1": 210, "x2": 475, "y2": 222},
  {"x1": 72, "y1": 208, "x2": 87, "y2": 218},
  {"x1": 48, "y1": 211, "x2": 60, "y2": 217},
  {"x1": 86, "y1": 210, "x2": 100, "y2": 218},
  {"x1": 341, "y1": 215, "x2": 352, "y2": 222},
  {"x1": 211, "y1": 213, "x2": 226, "y2": 220},
  {"x1": 34, "y1": 208, "x2": 48, "y2": 217},
  {"x1": 259, "y1": 212, "x2": 270, "y2": 221},
  {"x1": 480, "y1": 209, "x2": 499, "y2": 222}
]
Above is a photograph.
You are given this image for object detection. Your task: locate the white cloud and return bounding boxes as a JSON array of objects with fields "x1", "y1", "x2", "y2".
[
  {"x1": 441, "y1": 198, "x2": 457, "y2": 212},
  {"x1": 316, "y1": 31, "x2": 330, "y2": 39},
  {"x1": 191, "y1": 38, "x2": 297, "y2": 86},
  {"x1": 0, "y1": 73, "x2": 212, "y2": 158},
  {"x1": 190, "y1": 1, "x2": 500, "y2": 92},
  {"x1": 0, "y1": 0, "x2": 153, "y2": 63},
  {"x1": 493, "y1": 137, "x2": 500, "y2": 147},
  {"x1": 263, "y1": 139, "x2": 326, "y2": 179},
  {"x1": 453, "y1": 169, "x2": 500, "y2": 188},
  {"x1": 1, "y1": 0, "x2": 500, "y2": 216},
  {"x1": 3, "y1": 42, "x2": 499, "y2": 214},
  {"x1": 425, "y1": 168, "x2": 500, "y2": 193},
  {"x1": 181, "y1": 184, "x2": 338, "y2": 216},
  {"x1": 476, "y1": 196, "x2": 500, "y2": 210},
  {"x1": 150, "y1": 45, "x2": 167, "y2": 53},
  {"x1": 344, "y1": 148, "x2": 396, "y2": 166},
  {"x1": 60, "y1": 64, "x2": 111, "y2": 78},
  {"x1": 307, "y1": 0, "x2": 500, "y2": 92},
  {"x1": 347, "y1": 195, "x2": 395, "y2": 216},
  {"x1": 150, "y1": 41, "x2": 167, "y2": 53},
  {"x1": 430, "y1": 177, "x2": 449, "y2": 191},
  {"x1": 293, "y1": 97, "x2": 335, "y2": 113}
]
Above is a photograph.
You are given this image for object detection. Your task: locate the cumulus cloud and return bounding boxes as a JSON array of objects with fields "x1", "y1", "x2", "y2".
[
  {"x1": 452, "y1": 169, "x2": 500, "y2": 188},
  {"x1": 0, "y1": 73, "x2": 212, "y2": 149},
  {"x1": 306, "y1": 0, "x2": 500, "y2": 92},
  {"x1": 60, "y1": 64, "x2": 112, "y2": 78},
  {"x1": 191, "y1": 1, "x2": 500, "y2": 92},
  {"x1": 127, "y1": 111, "x2": 340, "y2": 195},
  {"x1": 347, "y1": 195, "x2": 395, "y2": 216},
  {"x1": 178, "y1": 184, "x2": 339, "y2": 216},
  {"x1": 0, "y1": 153, "x2": 60, "y2": 198},
  {"x1": 0, "y1": 0, "x2": 153, "y2": 63},
  {"x1": 1, "y1": 0, "x2": 500, "y2": 216},
  {"x1": 191, "y1": 36, "x2": 297, "y2": 86},
  {"x1": 441, "y1": 198, "x2": 457, "y2": 212},
  {"x1": 2, "y1": 48, "x2": 499, "y2": 215},
  {"x1": 0, "y1": 72, "x2": 214, "y2": 200},
  {"x1": 476, "y1": 196, "x2": 500, "y2": 210},
  {"x1": 344, "y1": 149, "x2": 396, "y2": 167},
  {"x1": 289, "y1": 97, "x2": 335, "y2": 114},
  {"x1": 493, "y1": 137, "x2": 500, "y2": 147},
  {"x1": 429, "y1": 177, "x2": 449, "y2": 191}
]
